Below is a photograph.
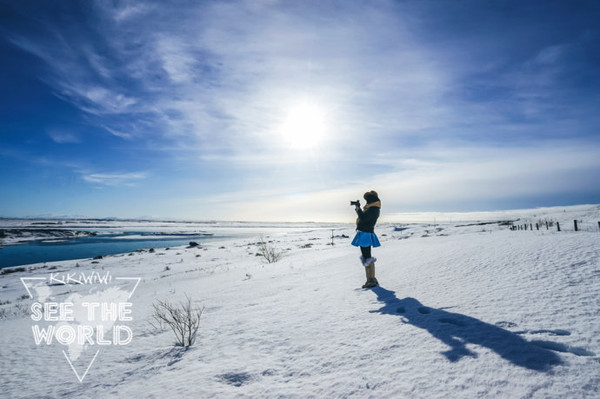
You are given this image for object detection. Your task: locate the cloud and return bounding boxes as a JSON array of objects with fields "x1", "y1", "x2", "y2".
[
  {"x1": 8, "y1": 1, "x2": 598, "y2": 151},
  {"x1": 110, "y1": 2, "x2": 153, "y2": 22},
  {"x1": 101, "y1": 125, "x2": 133, "y2": 140},
  {"x1": 82, "y1": 172, "x2": 147, "y2": 186},
  {"x1": 215, "y1": 140, "x2": 600, "y2": 221},
  {"x1": 154, "y1": 35, "x2": 199, "y2": 84},
  {"x1": 7, "y1": 1, "x2": 452, "y2": 155},
  {"x1": 47, "y1": 129, "x2": 80, "y2": 144}
]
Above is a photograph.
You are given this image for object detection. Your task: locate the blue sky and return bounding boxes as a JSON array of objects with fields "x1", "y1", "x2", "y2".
[{"x1": 1, "y1": 0, "x2": 599, "y2": 222}]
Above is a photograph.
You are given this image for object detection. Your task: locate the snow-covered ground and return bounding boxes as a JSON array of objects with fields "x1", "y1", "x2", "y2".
[{"x1": 1, "y1": 205, "x2": 599, "y2": 398}]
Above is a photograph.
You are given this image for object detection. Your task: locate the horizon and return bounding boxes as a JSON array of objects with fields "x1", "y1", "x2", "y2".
[
  {"x1": 1, "y1": 203, "x2": 597, "y2": 225},
  {"x1": 2, "y1": 1, "x2": 600, "y2": 222}
]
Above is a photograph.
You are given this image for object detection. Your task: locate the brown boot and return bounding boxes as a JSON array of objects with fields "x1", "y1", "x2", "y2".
[
  {"x1": 362, "y1": 263, "x2": 377, "y2": 288},
  {"x1": 362, "y1": 264, "x2": 372, "y2": 288},
  {"x1": 370, "y1": 263, "x2": 379, "y2": 286},
  {"x1": 364, "y1": 262, "x2": 378, "y2": 288}
]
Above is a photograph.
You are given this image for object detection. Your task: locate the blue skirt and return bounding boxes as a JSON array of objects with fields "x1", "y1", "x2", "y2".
[{"x1": 351, "y1": 231, "x2": 381, "y2": 247}]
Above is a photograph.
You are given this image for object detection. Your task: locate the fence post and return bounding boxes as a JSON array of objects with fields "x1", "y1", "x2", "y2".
[
  {"x1": 530, "y1": 224, "x2": 533, "y2": 230},
  {"x1": 574, "y1": 220, "x2": 578, "y2": 232},
  {"x1": 598, "y1": 221, "x2": 600, "y2": 232},
  {"x1": 536, "y1": 223, "x2": 539, "y2": 230},
  {"x1": 557, "y1": 222, "x2": 561, "y2": 232},
  {"x1": 546, "y1": 222, "x2": 549, "y2": 230}
]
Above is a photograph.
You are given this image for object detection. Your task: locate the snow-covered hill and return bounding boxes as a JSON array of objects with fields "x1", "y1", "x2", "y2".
[{"x1": 1, "y1": 205, "x2": 599, "y2": 398}]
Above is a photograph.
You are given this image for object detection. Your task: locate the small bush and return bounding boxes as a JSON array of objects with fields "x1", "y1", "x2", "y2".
[
  {"x1": 257, "y1": 236, "x2": 282, "y2": 263},
  {"x1": 151, "y1": 295, "x2": 204, "y2": 347},
  {"x1": 0, "y1": 267, "x2": 26, "y2": 275}
]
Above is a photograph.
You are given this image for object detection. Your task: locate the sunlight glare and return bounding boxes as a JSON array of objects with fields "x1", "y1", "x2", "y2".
[{"x1": 279, "y1": 101, "x2": 328, "y2": 150}]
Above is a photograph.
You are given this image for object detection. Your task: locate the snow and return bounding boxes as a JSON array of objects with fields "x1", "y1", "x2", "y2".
[{"x1": 1, "y1": 205, "x2": 599, "y2": 398}]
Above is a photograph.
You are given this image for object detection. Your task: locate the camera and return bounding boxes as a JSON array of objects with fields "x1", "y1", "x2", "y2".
[{"x1": 350, "y1": 200, "x2": 360, "y2": 207}]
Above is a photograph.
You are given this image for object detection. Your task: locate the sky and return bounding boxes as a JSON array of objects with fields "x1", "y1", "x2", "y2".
[{"x1": 1, "y1": 0, "x2": 599, "y2": 222}]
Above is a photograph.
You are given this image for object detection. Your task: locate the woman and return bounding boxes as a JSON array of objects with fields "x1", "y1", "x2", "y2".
[{"x1": 351, "y1": 190, "x2": 381, "y2": 288}]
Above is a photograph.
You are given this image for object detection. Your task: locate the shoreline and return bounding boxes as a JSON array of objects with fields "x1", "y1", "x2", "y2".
[
  {"x1": 2, "y1": 203, "x2": 598, "y2": 268},
  {"x1": 0, "y1": 223, "x2": 349, "y2": 269}
]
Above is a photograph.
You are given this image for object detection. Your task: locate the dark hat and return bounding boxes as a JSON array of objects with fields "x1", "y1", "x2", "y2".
[{"x1": 363, "y1": 190, "x2": 380, "y2": 204}]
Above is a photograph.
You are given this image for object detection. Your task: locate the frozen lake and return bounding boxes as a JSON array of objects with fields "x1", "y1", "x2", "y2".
[
  {"x1": 0, "y1": 232, "x2": 225, "y2": 268},
  {"x1": 0, "y1": 219, "x2": 343, "y2": 268}
]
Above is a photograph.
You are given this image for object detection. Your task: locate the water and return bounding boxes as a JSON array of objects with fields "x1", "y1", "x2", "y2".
[
  {"x1": 0, "y1": 232, "x2": 223, "y2": 268},
  {"x1": 0, "y1": 219, "x2": 342, "y2": 268}
]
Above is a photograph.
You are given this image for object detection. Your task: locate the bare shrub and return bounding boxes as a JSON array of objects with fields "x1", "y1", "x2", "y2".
[
  {"x1": 258, "y1": 241, "x2": 282, "y2": 263},
  {"x1": 151, "y1": 295, "x2": 204, "y2": 347},
  {"x1": 0, "y1": 267, "x2": 26, "y2": 275}
]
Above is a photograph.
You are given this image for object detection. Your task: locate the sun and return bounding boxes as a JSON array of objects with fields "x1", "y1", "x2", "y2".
[{"x1": 279, "y1": 100, "x2": 328, "y2": 150}]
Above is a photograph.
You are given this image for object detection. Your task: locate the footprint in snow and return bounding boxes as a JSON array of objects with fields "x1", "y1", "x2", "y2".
[
  {"x1": 218, "y1": 371, "x2": 253, "y2": 387},
  {"x1": 262, "y1": 369, "x2": 277, "y2": 376}
]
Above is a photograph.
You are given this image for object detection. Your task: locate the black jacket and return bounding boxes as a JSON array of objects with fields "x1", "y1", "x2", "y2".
[{"x1": 355, "y1": 206, "x2": 380, "y2": 233}]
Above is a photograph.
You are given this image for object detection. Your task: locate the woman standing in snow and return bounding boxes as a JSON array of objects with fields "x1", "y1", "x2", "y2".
[{"x1": 351, "y1": 190, "x2": 381, "y2": 288}]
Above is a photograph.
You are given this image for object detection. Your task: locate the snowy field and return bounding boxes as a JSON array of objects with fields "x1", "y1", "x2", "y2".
[{"x1": 0, "y1": 205, "x2": 599, "y2": 398}]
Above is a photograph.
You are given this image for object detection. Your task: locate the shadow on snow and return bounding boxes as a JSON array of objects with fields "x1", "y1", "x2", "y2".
[{"x1": 370, "y1": 286, "x2": 570, "y2": 372}]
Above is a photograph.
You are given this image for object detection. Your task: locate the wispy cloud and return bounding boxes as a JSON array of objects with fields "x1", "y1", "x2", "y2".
[
  {"x1": 47, "y1": 129, "x2": 80, "y2": 144},
  {"x1": 111, "y1": 3, "x2": 154, "y2": 22},
  {"x1": 82, "y1": 172, "x2": 147, "y2": 187},
  {"x1": 216, "y1": 140, "x2": 600, "y2": 221},
  {"x1": 101, "y1": 125, "x2": 133, "y2": 140},
  {"x1": 8, "y1": 1, "x2": 453, "y2": 156}
]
